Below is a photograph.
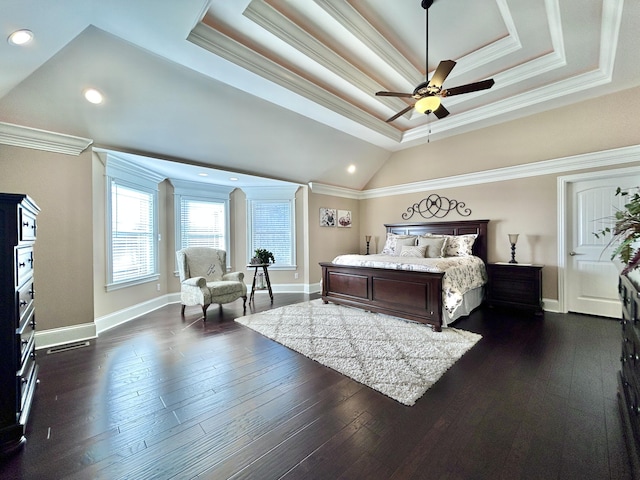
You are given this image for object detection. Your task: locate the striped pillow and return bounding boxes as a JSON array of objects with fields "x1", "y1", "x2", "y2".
[{"x1": 399, "y1": 245, "x2": 427, "y2": 258}]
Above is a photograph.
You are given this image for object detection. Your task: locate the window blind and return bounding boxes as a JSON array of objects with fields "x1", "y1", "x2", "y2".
[
  {"x1": 111, "y1": 183, "x2": 155, "y2": 283},
  {"x1": 250, "y1": 200, "x2": 293, "y2": 266},
  {"x1": 180, "y1": 198, "x2": 226, "y2": 249}
]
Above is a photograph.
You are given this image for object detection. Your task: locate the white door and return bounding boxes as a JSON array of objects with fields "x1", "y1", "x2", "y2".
[{"x1": 567, "y1": 175, "x2": 640, "y2": 317}]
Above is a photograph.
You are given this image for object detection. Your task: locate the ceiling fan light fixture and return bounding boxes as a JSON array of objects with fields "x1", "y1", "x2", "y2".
[{"x1": 415, "y1": 95, "x2": 441, "y2": 114}]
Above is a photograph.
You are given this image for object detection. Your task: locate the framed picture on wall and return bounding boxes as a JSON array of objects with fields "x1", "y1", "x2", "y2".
[
  {"x1": 320, "y1": 207, "x2": 336, "y2": 227},
  {"x1": 337, "y1": 210, "x2": 352, "y2": 228}
]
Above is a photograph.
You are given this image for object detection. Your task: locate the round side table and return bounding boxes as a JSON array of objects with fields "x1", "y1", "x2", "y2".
[{"x1": 247, "y1": 263, "x2": 273, "y2": 303}]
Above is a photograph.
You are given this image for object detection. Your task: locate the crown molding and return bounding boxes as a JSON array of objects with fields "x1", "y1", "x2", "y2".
[
  {"x1": 188, "y1": 23, "x2": 400, "y2": 143},
  {"x1": 245, "y1": 1, "x2": 401, "y2": 114},
  {"x1": 310, "y1": 144, "x2": 640, "y2": 200},
  {"x1": 0, "y1": 122, "x2": 93, "y2": 156}
]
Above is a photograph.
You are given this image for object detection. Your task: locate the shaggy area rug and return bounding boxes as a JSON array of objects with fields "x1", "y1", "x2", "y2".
[{"x1": 234, "y1": 299, "x2": 481, "y2": 406}]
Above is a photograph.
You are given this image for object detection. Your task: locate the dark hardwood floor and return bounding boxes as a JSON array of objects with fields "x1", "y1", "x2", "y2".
[{"x1": 0, "y1": 292, "x2": 633, "y2": 479}]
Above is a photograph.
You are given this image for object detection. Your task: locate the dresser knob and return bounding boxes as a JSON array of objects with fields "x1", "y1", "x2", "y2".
[
  {"x1": 19, "y1": 300, "x2": 27, "y2": 307},
  {"x1": 21, "y1": 339, "x2": 28, "y2": 346},
  {"x1": 18, "y1": 262, "x2": 25, "y2": 268}
]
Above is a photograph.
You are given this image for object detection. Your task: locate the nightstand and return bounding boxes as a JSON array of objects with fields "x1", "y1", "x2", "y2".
[{"x1": 486, "y1": 263, "x2": 543, "y2": 314}]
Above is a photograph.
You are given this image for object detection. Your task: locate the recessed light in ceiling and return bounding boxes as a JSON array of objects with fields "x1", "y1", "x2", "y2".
[
  {"x1": 8, "y1": 29, "x2": 33, "y2": 46},
  {"x1": 198, "y1": 172, "x2": 209, "y2": 177},
  {"x1": 83, "y1": 88, "x2": 104, "y2": 104},
  {"x1": 347, "y1": 165, "x2": 356, "y2": 174},
  {"x1": 229, "y1": 177, "x2": 238, "y2": 181}
]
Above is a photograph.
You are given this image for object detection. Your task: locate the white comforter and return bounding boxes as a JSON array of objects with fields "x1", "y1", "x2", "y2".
[{"x1": 331, "y1": 254, "x2": 487, "y2": 318}]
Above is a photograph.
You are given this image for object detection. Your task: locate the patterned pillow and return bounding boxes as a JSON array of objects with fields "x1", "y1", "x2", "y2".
[
  {"x1": 381, "y1": 234, "x2": 417, "y2": 255},
  {"x1": 417, "y1": 236, "x2": 446, "y2": 258},
  {"x1": 443, "y1": 234, "x2": 477, "y2": 257},
  {"x1": 399, "y1": 245, "x2": 427, "y2": 258}
]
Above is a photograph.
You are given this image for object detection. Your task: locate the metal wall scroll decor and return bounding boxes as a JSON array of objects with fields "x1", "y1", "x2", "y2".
[{"x1": 402, "y1": 193, "x2": 472, "y2": 220}]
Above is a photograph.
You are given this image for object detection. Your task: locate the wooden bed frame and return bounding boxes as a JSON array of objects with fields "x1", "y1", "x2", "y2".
[{"x1": 320, "y1": 219, "x2": 489, "y2": 332}]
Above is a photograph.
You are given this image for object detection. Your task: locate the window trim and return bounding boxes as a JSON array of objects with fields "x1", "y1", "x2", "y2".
[
  {"x1": 245, "y1": 186, "x2": 299, "y2": 270},
  {"x1": 105, "y1": 155, "x2": 163, "y2": 291},
  {"x1": 172, "y1": 180, "x2": 234, "y2": 268}
]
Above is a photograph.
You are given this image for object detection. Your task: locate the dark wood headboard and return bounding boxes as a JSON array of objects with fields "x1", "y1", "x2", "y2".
[{"x1": 385, "y1": 219, "x2": 490, "y2": 263}]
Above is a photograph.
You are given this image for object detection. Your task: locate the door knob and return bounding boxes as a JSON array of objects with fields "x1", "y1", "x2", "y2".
[{"x1": 569, "y1": 251, "x2": 584, "y2": 256}]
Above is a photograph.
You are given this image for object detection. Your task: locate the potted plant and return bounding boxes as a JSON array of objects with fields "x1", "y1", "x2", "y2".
[
  {"x1": 252, "y1": 248, "x2": 275, "y2": 265},
  {"x1": 595, "y1": 187, "x2": 640, "y2": 275}
]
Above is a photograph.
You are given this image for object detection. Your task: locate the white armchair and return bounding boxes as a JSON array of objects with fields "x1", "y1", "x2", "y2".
[{"x1": 176, "y1": 247, "x2": 247, "y2": 320}]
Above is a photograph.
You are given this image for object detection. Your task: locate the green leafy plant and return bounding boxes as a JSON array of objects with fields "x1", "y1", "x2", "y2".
[
  {"x1": 594, "y1": 187, "x2": 640, "y2": 274},
  {"x1": 254, "y1": 248, "x2": 275, "y2": 264}
]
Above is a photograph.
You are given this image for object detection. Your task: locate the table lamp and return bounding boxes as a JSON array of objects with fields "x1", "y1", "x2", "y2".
[{"x1": 508, "y1": 233, "x2": 519, "y2": 263}]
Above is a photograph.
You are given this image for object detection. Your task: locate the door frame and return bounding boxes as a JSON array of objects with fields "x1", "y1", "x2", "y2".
[{"x1": 557, "y1": 165, "x2": 640, "y2": 313}]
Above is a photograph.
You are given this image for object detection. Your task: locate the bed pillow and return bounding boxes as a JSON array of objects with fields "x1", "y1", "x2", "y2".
[
  {"x1": 443, "y1": 234, "x2": 477, "y2": 257},
  {"x1": 399, "y1": 245, "x2": 427, "y2": 258},
  {"x1": 381, "y1": 234, "x2": 417, "y2": 255},
  {"x1": 417, "y1": 236, "x2": 447, "y2": 258}
]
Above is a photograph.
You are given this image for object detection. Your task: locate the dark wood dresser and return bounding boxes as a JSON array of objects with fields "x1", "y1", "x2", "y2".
[
  {"x1": 0, "y1": 194, "x2": 39, "y2": 455},
  {"x1": 619, "y1": 272, "x2": 640, "y2": 477},
  {"x1": 486, "y1": 263, "x2": 544, "y2": 314}
]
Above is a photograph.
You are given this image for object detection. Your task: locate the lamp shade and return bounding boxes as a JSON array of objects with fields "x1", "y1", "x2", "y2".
[
  {"x1": 508, "y1": 233, "x2": 519, "y2": 245},
  {"x1": 415, "y1": 95, "x2": 441, "y2": 114}
]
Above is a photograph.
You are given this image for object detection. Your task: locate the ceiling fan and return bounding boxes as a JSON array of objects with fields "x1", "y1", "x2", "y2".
[{"x1": 376, "y1": 0, "x2": 495, "y2": 122}]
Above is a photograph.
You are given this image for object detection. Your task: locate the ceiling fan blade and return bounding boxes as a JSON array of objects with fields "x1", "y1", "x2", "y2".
[
  {"x1": 376, "y1": 91, "x2": 414, "y2": 98},
  {"x1": 432, "y1": 103, "x2": 449, "y2": 119},
  {"x1": 443, "y1": 79, "x2": 495, "y2": 97},
  {"x1": 385, "y1": 104, "x2": 414, "y2": 122},
  {"x1": 429, "y1": 60, "x2": 456, "y2": 89}
]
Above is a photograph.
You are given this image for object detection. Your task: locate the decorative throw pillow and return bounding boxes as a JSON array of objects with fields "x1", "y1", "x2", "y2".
[
  {"x1": 417, "y1": 236, "x2": 447, "y2": 258},
  {"x1": 399, "y1": 245, "x2": 427, "y2": 258},
  {"x1": 381, "y1": 234, "x2": 417, "y2": 255},
  {"x1": 444, "y1": 234, "x2": 477, "y2": 257}
]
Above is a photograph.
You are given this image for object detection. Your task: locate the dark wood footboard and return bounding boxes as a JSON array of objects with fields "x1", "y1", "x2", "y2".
[{"x1": 320, "y1": 262, "x2": 445, "y2": 331}]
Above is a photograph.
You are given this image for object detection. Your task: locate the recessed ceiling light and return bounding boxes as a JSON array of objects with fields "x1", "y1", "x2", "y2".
[
  {"x1": 83, "y1": 88, "x2": 103, "y2": 104},
  {"x1": 229, "y1": 177, "x2": 239, "y2": 181},
  {"x1": 347, "y1": 165, "x2": 356, "y2": 174},
  {"x1": 8, "y1": 29, "x2": 33, "y2": 46},
  {"x1": 198, "y1": 172, "x2": 209, "y2": 177}
]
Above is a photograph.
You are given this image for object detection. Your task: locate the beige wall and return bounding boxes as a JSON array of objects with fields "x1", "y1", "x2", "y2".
[
  {"x1": 366, "y1": 85, "x2": 640, "y2": 189},
  {"x1": 0, "y1": 144, "x2": 94, "y2": 331},
  {"x1": 308, "y1": 192, "x2": 360, "y2": 284}
]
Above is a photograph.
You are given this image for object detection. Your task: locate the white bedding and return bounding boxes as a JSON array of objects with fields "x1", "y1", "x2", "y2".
[{"x1": 331, "y1": 254, "x2": 487, "y2": 320}]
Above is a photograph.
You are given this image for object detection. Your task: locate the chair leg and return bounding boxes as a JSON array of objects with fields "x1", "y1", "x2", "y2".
[
  {"x1": 202, "y1": 304, "x2": 210, "y2": 321},
  {"x1": 242, "y1": 296, "x2": 247, "y2": 311},
  {"x1": 181, "y1": 304, "x2": 185, "y2": 317}
]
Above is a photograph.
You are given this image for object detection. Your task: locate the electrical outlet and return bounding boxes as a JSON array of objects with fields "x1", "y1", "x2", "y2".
[
  {"x1": 156, "y1": 283, "x2": 161, "y2": 291},
  {"x1": 294, "y1": 272, "x2": 299, "y2": 279}
]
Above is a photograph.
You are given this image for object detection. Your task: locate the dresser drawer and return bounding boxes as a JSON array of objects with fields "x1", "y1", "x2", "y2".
[
  {"x1": 19, "y1": 207, "x2": 37, "y2": 242},
  {"x1": 16, "y1": 279, "x2": 34, "y2": 328},
  {"x1": 15, "y1": 246, "x2": 33, "y2": 287},
  {"x1": 16, "y1": 351, "x2": 36, "y2": 413},
  {"x1": 622, "y1": 340, "x2": 640, "y2": 391},
  {"x1": 17, "y1": 313, "x2": 35, "y2": 367}
]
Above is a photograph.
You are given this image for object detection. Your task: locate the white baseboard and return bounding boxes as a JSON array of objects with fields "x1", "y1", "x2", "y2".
[
  {"x1": 270, "y1": 282, "x2": 322, "y2": 294},
  {"x1": 35, "y1": 323, "x2": 97, "y2": 350},
  {"x1": 95, "y1": 293, "x2": 181, "y2": 334},
  {"x1": 41, "y1": 286, "x2": 557, "y2": 350},
  {"x1": 542, "y1": 298, "x2": 560, "y2": 313},
  {"x1": 34, "y1": 293, "x2": 181, "y2": 350}
]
